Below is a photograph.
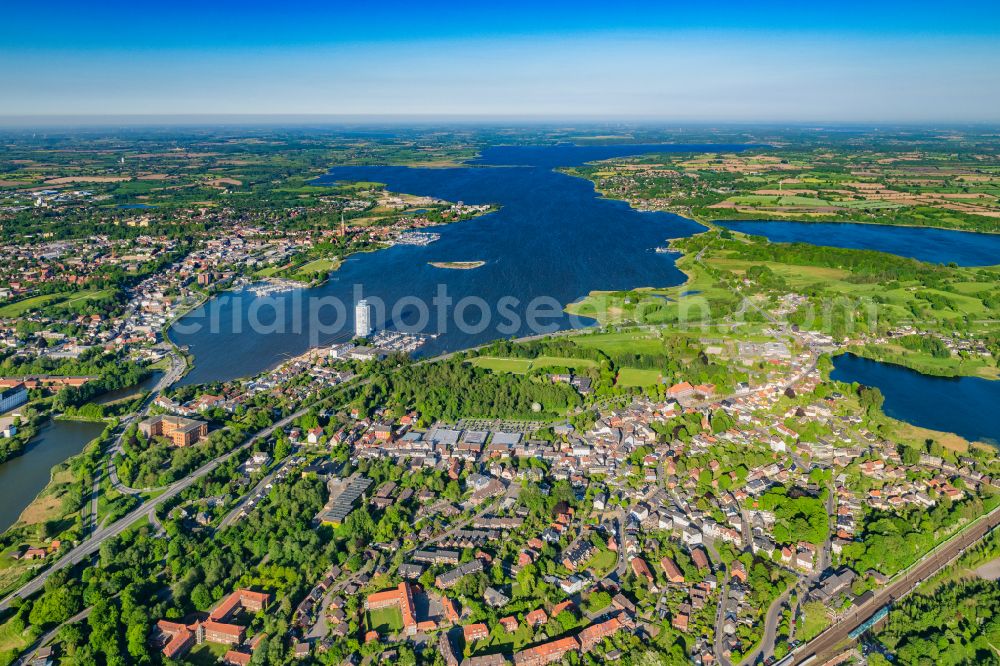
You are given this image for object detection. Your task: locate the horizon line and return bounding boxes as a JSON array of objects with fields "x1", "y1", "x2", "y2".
[{"x1": 2, "y1": 114, "x2": 1000, "y2": 130}]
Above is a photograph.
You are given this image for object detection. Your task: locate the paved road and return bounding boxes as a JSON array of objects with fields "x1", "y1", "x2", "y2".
[
  {"x1": 13, "y1": 605, "x2": 93, "y2": 666},
  {"x1": 791, "y1": 507, "x2": 1000, "y2": 665},
  {"x1": 712, "y1": 572, "x2": 735, "y2": 666},
  {"x1": 216, "y1": 458, "x2": 294, "y2": 530},
  {"x1": 744, "y1": 586, "x2": 794, "y2": 666},
  {"x1": 106, "y1": 353, "x2": 187, "y2": 495},
  {"x1": 748, "y1": 486, "x2": 837, "y2": 663},
  {"x1": 0, "y1": 406, "x2": 306, "y2": 611},
  {"x1": 305, "y1": 559, "x2": 375, "y2": 640}
]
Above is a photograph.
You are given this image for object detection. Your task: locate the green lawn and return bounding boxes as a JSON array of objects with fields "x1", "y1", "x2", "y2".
[
  {"x1": 367, "y1": 606, "x2": 404, "y2": 634},
  {"x1": 472, "y1": 624, "x2": 534, "y2": 654},
  {"x1": 254, "y1": 265, "x2": 282, "y2": 278},
  {"x1": 0, "y1": 289, "x2": 112, "y2": 317},
  {"x1": 295, "y1": 257, "x2": 341, "y2": 275},
  {"x1": 616, "y1": 367, "x2": 662, "y2": 387},
  {"x1": 471, "y1": 356, "x2": 597, "y2": 374},
  {"x1": 0, "y1": 293, "x2": 66, "y2": 317},
  {"x1": 797, "y1": 601, "x2": 831, "y2": 642},
  {"x1": 586, "y1": 548, "x2": 618, "y2": 576},
  {"x1": 573, "y1": 330, "x2": 664, "y2": 355},
  {"x1": 530, "y1": 356, "x2": 597, "y2": 370},
  {"x1": 184, "y1": 641, "x2": 229, "y2": 665},
  {"x1": 0, "y1": 613, "x2": 29, "y2": 655},
  {"x1": 471, "y1": 357, "x2": 533, "y2": 374}
]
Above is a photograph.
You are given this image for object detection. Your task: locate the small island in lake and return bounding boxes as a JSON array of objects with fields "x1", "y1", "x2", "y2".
[{"x1": 428, "y1": 260, "x2": 486, "y2": 270}]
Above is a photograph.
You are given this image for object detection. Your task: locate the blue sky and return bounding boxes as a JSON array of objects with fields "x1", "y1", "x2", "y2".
[{"x1": 3, "y1": 0, "x2": 999, "y2": 121}]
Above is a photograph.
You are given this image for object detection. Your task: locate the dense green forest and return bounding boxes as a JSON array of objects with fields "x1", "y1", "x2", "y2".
[
  {"x1": 361, "y1": 358, "x2": 583, "y2": 423},
  {"x1": 872, "y1": 579, "x2": 1000, "y2": 666}
]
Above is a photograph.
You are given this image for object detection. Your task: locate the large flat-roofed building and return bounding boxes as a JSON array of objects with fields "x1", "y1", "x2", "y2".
[
  {"x1": 139, "y1": 414, "x2": 207, "y2": 446},
  {"x1": 0, "y1": 383, "x2": 27, "y2": 414},
  {"x1": 315, "y1": 474, "x2": 372, "y2": 525}
]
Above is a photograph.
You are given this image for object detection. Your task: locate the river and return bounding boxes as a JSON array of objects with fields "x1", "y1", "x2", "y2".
[
  {"x1": 94, "y1": 371, "x2": 163, "y2": 405},
  {"x1": 831, "y1": 353, "x2": 1000, "y2": 446},
  {"x1": 172, "y1": 143, "x2": 748, "y2": 386},
  {"x1": 0, "y1": 419, "x2": 104, "y2": 533}
]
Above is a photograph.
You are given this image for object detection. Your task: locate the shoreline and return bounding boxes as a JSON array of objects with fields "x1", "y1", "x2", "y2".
[
  {"x1": 709, "y1": 214, "x2": 1000, "y2": 236},
  {"x1": 836, "y1": 346, "x2": 999, "y2": 383},
  {"x1": 0, "y1": 420, "x2": 105, "y2": 541},
  {"x1": 558, "y1": 158, "x2": 1000, "y2": 237}
]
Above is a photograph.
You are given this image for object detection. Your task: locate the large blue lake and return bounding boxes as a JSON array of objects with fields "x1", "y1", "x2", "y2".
[
  {"x1": 719, "y1": 221, "x2": 1000, "y2": 266},
  {"x1": 831, "y1": 353, "x2": 1000, "y2": 445},
  {"x1": 173, "y1": 144, "x2": 740, "y2": 386}
]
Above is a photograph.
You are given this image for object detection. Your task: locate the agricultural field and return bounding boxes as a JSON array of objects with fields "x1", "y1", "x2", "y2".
[
  {"x1": 0, "y1": 129, "x2": 482, "y2": 243},
  {"x1": 572, "y1": 330, "x2": 666, "y2": 355},
  {"x1": 566, "y1": 144, "x2": 1000, "y2": 233}
]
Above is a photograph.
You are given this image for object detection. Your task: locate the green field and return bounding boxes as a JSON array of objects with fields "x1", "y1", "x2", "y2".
[
  {"x1": 0, "y1": 289, "x2": 113, "y2": 317},
  {"x1": 616, "y1": 367, "x2": 662, "y2": 387},
  {"x1": 185, "y1": 641, "x2": 229, "y2": 665},
  {"x1": 0, "y1": 611, "x2": 29, "y2": 656},
  {"x1": 470, "y1": 357, "x2": 533, "y2": 373},
  {"x1": 469, "y1": 624, "x2": 533, "y2": 654},
  {"x1": 367, "y1": 606, "x2": 404, "y2": 634},
  {"x1": 471, "y1": 356, "x2": 597, "y2": 374},
  {"x1": 728, "y1": 194, "x2": 835, "y2": 207},
  {"x1": 254, "y1": 264, "x2": 283, "y2": 278},
  {"x1": 296, "y1": 257, "x2": 341, "y2": 275},
  {"x1": 62, "y1": 289, "x2": 113, "y2": 306},
  {"x1": 573, "y1": 330, "x2": 664, "y2": 355},
  {"x1": 0, "y1": 293, "x2": 66, "y2": 317},
  {"x1": 586, "y1": 548, "x2": 618, "y2": 576},
  {"x1": 796, "y1": 601, "x2": 831, "y2": 642}
]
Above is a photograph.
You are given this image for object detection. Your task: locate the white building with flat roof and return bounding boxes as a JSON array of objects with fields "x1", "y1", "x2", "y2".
[
  {"x1": 355, "y1": 299, "x2": 373, "y2": 338},
  {"x1": 0, "y1": 384, "x2": 27, "y2": 414}
]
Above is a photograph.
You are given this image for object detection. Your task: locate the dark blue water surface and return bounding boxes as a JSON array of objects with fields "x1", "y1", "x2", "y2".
[
  {"x1": 173, "y1": 144, "x2": 745, "y2": 386},
  {"x1": 719, "y1": 221, "x2": 1000, "y2": 266},
  {"x1": 0, "y1": 419, "x2": 104, "y2": 533},
  {"x1": 831, "y1": 353, "x2": 1000, "y2": 445}
]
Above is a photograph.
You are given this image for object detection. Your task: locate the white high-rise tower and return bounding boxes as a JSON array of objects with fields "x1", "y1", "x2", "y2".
[{"x1": 354, "y1": 299, "x2": 373, "y2": 338}]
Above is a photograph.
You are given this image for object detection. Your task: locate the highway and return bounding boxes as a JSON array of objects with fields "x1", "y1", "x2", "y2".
[{"x1": 790, "y1": 505, "x2": 1000, "y2": 665}]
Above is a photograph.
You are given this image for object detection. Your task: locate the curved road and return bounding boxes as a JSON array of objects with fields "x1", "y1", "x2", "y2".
[
  {"x1": 742, "y1": 487, "x2": 835, "y2": 665},
  {"x1": 106, "y1": 352, "x2": 187, "y2": 495}
]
